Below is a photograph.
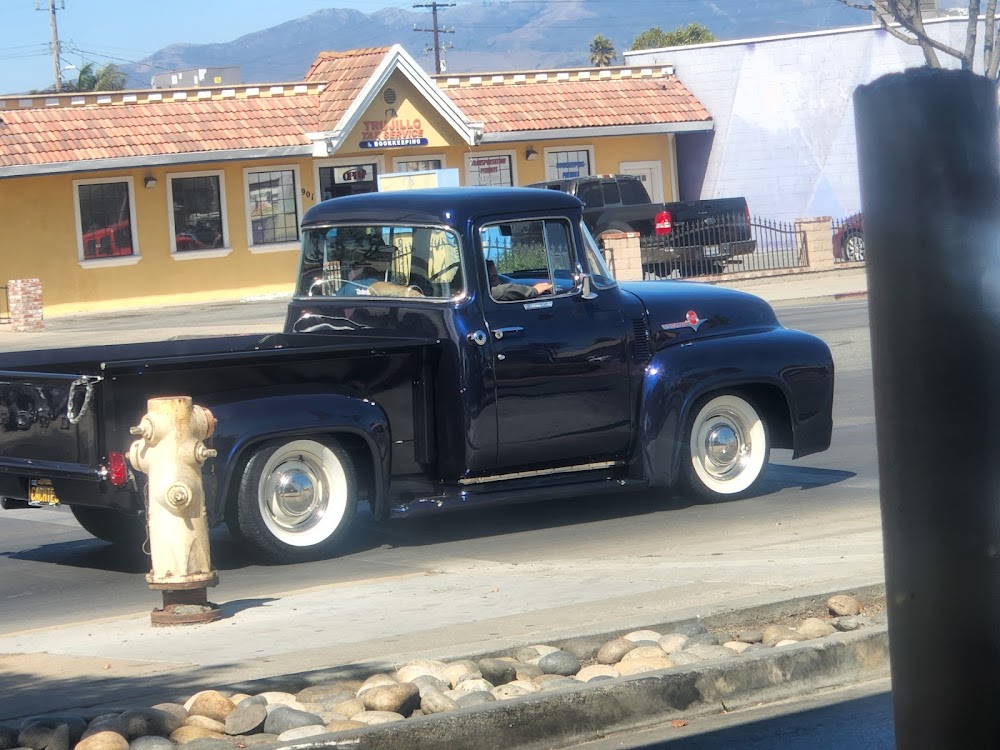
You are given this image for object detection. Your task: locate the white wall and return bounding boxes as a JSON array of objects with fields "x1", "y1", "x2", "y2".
[{"x1": 626, "y1": 18, "x2": 982, "y2": 221}]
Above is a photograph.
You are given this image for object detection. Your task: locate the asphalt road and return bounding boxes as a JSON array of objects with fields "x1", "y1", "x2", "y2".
[{"x1": 0, "y1": 299, "x2": 878, "y2": 636}]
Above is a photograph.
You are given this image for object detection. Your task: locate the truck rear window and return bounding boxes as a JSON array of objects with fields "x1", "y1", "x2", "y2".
[{"x1": 298, "y1": 224, "x2": 464, "y2": 300}]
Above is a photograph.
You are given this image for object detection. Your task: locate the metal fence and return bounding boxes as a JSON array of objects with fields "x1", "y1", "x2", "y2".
[
  {"x1": 0, "y1": 286, "x2": 9, "y2": 325},
  {"x1": 641, "y1": 214, "x2": 807, "y2": 279},
  {"x1": 831, "y1": 214, "x2": 866, "y2": 264}
]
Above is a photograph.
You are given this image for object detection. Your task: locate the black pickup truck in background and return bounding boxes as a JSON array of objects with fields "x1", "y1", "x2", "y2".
[{"x1": 528, "y1": 174, "x2": 755, "y2": 277}]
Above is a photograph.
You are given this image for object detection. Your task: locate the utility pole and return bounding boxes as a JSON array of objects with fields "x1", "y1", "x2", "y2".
[
  {"x1": 36, "y1": 0, "x2": 65, "y2": 93},
  {"x1": 413, "y1": 2, "x2": 455, "y2": 74}
]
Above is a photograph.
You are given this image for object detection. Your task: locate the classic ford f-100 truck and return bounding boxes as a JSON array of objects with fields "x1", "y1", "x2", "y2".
[{"x1": 0, "y1": 188, "x2": 834, "y2": 563}]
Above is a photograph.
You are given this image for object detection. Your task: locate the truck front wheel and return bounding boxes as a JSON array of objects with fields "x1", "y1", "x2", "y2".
[
  {"x1": 682, "y1": 393, "x2": 770, "y2": 499},
  {"x1": 231, "y1": 438, "x2": 357, "y2": 563},
  {"x1": 70, "y1": 506, "x2": 145, "y2": 548}
]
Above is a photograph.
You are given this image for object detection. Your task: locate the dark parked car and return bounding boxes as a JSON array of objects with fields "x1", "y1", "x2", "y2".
[{"x1": 833, "y1": 213, "x2": 865, "y2": 262}]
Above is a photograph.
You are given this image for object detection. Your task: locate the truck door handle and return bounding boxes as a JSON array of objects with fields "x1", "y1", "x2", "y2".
[
  {"x1": 493, "y1": 326, "x2": 524, "y2": 340},
  {"x1": 468, "y1": 330, "x2": 488, "y2": 346}
]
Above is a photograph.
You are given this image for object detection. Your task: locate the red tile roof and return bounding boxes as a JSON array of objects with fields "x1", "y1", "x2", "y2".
[
  {"x1": 308, "y1": 47, "x2": 390, "y2": 123},
  {"x1": 0, "y1": 97, "x2": 316, "y2": 168},
  {"x1": 444, "y1": 75, "x2": 711, "y2": 133}
]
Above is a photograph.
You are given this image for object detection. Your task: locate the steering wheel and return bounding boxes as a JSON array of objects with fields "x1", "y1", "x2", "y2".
[{"x1": 427, "y1": 262, "x2": 461, "y2": 283}]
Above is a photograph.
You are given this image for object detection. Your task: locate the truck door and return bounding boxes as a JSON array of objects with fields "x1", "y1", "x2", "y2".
[{"x1": 478, "y1": 217, "x2": 631, "y2": 469}]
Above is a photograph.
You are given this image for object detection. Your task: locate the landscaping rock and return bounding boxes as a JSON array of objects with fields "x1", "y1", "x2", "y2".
[
  {"x1": 658, "y1": 634, "x2": 689, "y2": 654},
  {"x1": 18, "y1": 723, "x2": 56, "y2": 750},
  {"x1": 360, "y1": 683, "x2": 420, "y2": 716},
  {"x1": 82, "y1": 721, "x2": 125, "y2": 742},
  {"x1": 224, "y1": 702, "x2": 267, "y2": 736},
  {"x1": 596, "y1": 638, "x2": 636, "y2": 665},
  {"x1": 277, "y1": 726, "x2": 326, "y2": 742},
  {"x1": 121, "y1": 709, "x2": 181, "y2": 741},
  {"x1": 183, "y1": 717, "x2": 224, "y2": 734},
  {"x1": 356, "y1": 674, "x2": 397, "y2": 696},
  {"x1": 538, "y1": 650, "x2": 581, "y2": 676},
  {"x1": 616, "y1": 656, "x2": 675, "y2": 676},
  {"x1": 296, "y1": 684, "x2": 357, "y2": 705},
  {"x1": 682, "y1": 632, "x2": 722, "y2": 648},
  {"x1": 420, "y1": 691, "x2": 459, "y2": 715},
  {"x1": 828, "y1": 594, "x2": 862, "y2": 617},
  {"x1": 24, "y1": 719, "x2": 87, "y2": 745},
  {"x1": 762, "y1": 624, "x2": 804, "y2": 647},
  {"x1": 575, "y1": 665, "x2": 620, "y2": 682},
  {"x1": 455, "y1": 692, "x2": 495, "y2": 708},
  {"x1": 0, "y1": 726, "x2": 18, "y2": 750},
  {"x1": 477, "y1": 658, "x2": 517, "y2": 686},
  {"x1": 621, "y1": 646, "x2": 667, "y2": 662},
  {"x1": 742, "y1": 643, "x2": 770, "y2": 653},
  {"x1": 798, "y1": 617, "x2": 836, "y2": 639},
  {"x1": 76, "y1": 732, "x2": 128, "y2": 750},
  {"x1": 452, "y1": 678, "x2": 495, "y2": 694},
  {"x1": 516, "y1": 645, "x2": 558, "y2": 663},
  {"x1": 734, "y1": 628, "x2": 764, "y2": 644},
  {"x1": 491, "y1": 684, "x2": 532, "y2": 701},
  {"x1": 834, "y1": 615, "x2": 875, "y2": 632},
  {"x1": 128, "y1": 736, "x2": 173, "y2": 750},
  {"x1": 724, "y1": 641, "x2": 753, "y2": 654},
  {"x1": 323, "y1": 721, "x2": 367, "y2": 734},
  {"x1": 623, "y1": 629, "x2": 662, "y2": 643},
  {"x1": 262, "y1": 707, "x2": 324, "y2": 736},
  {"x1": 330, "y1": 699, "x2": 364, "y2": 719},
  {"x1": 670, "y1": 651, "x2": 705, "y2": 666},
  {"x1": 775, "y1": 639, "x2": 801, "y2": 648},
  {"x1": 684, "y1": 644, "x2": 735, "y2": 661},
  {"x1": 673, "y1": 622, "x2": 708, "y2": 637},
  {"x1": 559, "y1": 636, "x2": 606, "y2": 661},
  {"x1": 409, "y1": 675, "x2": 451, "y2": 697},
  {"x1": 514, "y1": 663, "x2": 543, "y2": 682},
  {"x1": 257, "y1": 692, "x2": 299, "y2": 707},
  {"x1": 185, "y1": 692, "x2": 235, "y2": 724},
  {"x1": 443, "y1": 663, "x2": 477, "y2": 688},
  {"x1": 168, "y1": 727, "x2": 223, "y2": 745},
  {"x1": 353, "y1": 712, "x2": 405, "y2": 726}
]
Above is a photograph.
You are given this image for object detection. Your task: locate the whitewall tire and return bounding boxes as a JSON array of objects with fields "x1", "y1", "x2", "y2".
[{"x1": 683, "y1": 393, "x2": 769, "y2": 498}]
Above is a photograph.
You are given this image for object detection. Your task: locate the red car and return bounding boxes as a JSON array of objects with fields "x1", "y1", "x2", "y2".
[{"x1": 832, "y1": 213, "x2": 865, "y2": 262}]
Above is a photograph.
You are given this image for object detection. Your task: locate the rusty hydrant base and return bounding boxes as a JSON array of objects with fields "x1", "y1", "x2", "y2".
[{"x1": 151, "y1": 588, "x2": 223, "y2": 626}]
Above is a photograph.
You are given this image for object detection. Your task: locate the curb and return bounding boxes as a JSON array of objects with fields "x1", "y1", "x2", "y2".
[{"x1": 282, "y1": 628, "x2": 890, "y2": 750}]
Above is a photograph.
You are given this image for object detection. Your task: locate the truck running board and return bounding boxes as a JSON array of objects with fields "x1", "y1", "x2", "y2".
[{"x1": 458, "y1": 460, "x2": 623, "y2": 485}]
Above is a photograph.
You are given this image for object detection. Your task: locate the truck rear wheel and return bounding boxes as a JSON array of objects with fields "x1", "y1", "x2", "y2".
[
  {"x1": 681, "y1": 393, "x2": 770, "y2": 499},
  {"x1": 70, "y1": 506, "x2": 145, "y2": 548},
  {"x1": 231, "y1": 437, "x2": 357, "y2": 563}
]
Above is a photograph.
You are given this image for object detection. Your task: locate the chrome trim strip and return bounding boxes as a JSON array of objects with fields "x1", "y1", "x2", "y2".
[{"x1": 459, "y1": 460, "x2": 622, "y2": 485}]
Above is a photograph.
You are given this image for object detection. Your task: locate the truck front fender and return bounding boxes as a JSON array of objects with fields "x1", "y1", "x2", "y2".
[
  {"x1": 639, "y1": 328, "x2": 834, "y2": 487},
  {"x1": 199, "y1": 387, "x2": 392, "y2": 525}
]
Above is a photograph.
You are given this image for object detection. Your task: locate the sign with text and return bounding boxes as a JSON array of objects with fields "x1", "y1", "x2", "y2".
[
  {"x1": 468, "y1": 154, "x2": 513, "y2": 187},
  {"x1": 360, "y1": 117, "x2": 428, "y2": 150}
]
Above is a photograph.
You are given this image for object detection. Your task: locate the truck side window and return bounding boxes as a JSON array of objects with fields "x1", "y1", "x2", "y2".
[
  {"x1": 576, "y1": 182, "x2": 604, "y2": 209},
  {"x1": 481, "y1": 218, "x2": 577, "y2": 302},
  {"x1": 618, "y1": 179, "x2": 649, "y2": 205},
  {"x1": 601, "y1": 180, "x2": 622, "y2": 206},
  {"x1": 297, "y1": 224, "x2": 463, "y2": 300}
]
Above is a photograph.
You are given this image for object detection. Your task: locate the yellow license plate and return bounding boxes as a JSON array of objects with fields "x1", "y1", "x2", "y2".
[{"x1": 29, "y1": 479, "x2": 59, "y2": 506}]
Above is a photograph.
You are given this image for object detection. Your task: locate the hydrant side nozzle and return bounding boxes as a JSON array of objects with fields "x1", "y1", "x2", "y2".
[{"x1": 194, "y1": 442, "x2": 218, "y2": 464}]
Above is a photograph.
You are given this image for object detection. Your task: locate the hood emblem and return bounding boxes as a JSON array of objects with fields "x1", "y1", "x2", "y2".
[{"x1": 661, "y1": 310, "x2": 705, "y2": 332}]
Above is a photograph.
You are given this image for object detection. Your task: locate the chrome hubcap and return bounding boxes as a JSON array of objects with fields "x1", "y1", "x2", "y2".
[
  {"x1": 267, "y1": 460, "x2": 325, "y2": 531},
  {"x1": 706, "y1": 425, "x2": 740, "y2": 468}
]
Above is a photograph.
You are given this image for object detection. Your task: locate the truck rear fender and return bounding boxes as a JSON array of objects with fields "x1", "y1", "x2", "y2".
[
  {"x1": 638, "y1": 329, "x2": 834, "y2": 487},
  {"x1": 202, "y1": 389, "x2": 392, "y2": 524}
]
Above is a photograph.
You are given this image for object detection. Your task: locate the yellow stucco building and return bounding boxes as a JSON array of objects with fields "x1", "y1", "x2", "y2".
[{"x1": 0, "y1": 46, "x2": 712, "y2": 314}]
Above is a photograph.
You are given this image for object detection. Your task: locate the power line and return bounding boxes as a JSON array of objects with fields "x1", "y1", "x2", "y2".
[{"x1": 413, "y1": 2, "x2": 454, "y2": 73}]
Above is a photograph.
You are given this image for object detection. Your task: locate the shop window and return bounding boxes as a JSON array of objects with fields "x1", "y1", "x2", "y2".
[
  {"x1": 466, "y1": 153, "x2": 515, "y2": 187},
  {"x1": 246, "y1": 168, "x2": 299, "y2": 247},
  {"x1": 319, "y1": 164, "x2": 377, "y2": 200},
  {"x1": 169, "y1": 172, "x2": 228, "y2": 253},
  {"x1": 394, "y1": 157, "x2": 444, "y2": 173},
  {"x1": 75, "y1": 179, "x2": 136, "y2": 260},
  {"x1": 544, "y1": 147, "x2": 594, "y2": 181}
]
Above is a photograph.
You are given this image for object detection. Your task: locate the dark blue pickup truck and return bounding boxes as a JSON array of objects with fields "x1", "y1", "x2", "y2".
[{"x1": 0, "y1": 188, "x2": 834, "y2": 563}]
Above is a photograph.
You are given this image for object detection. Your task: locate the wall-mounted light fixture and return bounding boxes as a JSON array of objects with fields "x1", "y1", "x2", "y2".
[
  {"x1": 525, "y1": 146, "x2": 538, "y2": 161},
  {"x1": 143, "y1": 175, "x2": 158, "y2": 189}
]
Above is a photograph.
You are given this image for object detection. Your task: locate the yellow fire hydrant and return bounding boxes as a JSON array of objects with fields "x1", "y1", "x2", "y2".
[{"x1": 128, "y1": 396, "x2": 221, "y2": 625}]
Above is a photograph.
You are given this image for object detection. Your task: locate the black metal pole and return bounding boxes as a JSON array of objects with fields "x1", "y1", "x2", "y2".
[{"x1": 855, "y1": 68, "x2": 1000, "y2": 747}]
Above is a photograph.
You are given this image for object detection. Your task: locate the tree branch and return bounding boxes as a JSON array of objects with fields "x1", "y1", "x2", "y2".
[
  {"x1": 964, "y1": 1, "x2": 982, "y2": 70},
  {"x1": 986, "y1": 0, "x2": 1000, "y2": 79}
]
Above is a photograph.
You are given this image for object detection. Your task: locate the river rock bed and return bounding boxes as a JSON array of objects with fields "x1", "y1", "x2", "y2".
[{"x1": 0, "y1": 594, "x2": 885, "y2": 750}]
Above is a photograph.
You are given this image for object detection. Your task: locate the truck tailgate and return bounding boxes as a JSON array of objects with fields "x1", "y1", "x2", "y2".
[{"x1": 0, "y1": 371, "x2": 103, "y2": 481}]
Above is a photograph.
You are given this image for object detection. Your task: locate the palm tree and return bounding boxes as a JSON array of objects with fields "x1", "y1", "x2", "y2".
[
  {"x1": 589, "y1": 35, "x2": 616, "y2": 67},
  {"x1": 65, "y1": 62, "x2": 126, "y2": 92}
]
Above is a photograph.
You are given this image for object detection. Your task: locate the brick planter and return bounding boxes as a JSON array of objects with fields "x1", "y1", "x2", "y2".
[{"x1": 7, "y1": 278, "x2": 44, "y2": 332}]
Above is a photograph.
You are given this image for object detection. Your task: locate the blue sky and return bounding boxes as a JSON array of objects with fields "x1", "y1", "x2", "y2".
[{"x1": 0, "y1": 0, "x2": 420, "y2": 94}]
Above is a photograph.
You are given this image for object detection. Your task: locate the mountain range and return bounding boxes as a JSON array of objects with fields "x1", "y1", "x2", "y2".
[{"x1": 120, "y1": 0, "x2": 876, "y2": 88}]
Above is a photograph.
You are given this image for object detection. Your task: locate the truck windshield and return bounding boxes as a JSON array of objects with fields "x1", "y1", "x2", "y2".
[
  {"x1": 580, "y1": 222, "x2": 617, "y2": 289},
  {"x1": 298, "y1": 224, "x2": 463, "y2": 300}
]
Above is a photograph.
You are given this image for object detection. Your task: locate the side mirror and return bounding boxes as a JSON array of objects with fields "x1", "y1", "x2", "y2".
[{"x1": 575, "y1": 264, "x2": 598, "y2": 300}]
